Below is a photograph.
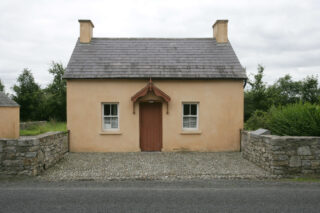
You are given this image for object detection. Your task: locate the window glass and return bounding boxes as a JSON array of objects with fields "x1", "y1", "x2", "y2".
[
  {"x1": 111, "y1": 104, "x2": 117, "y2": 115},
  {"x1": 190, "y1": 104, "x2": 197, "y2": 115},
  {"x1": 104, "y1": 117, "x2": 111, "y2": 129},
  {"x1": 104, "y1": 105, "x2": 110, "y2": 116},
  {"x1": 183, "y1": 104, "x2": 189, "y2": 115},
  {"x1": 111, "y1": 117, "x2": 118, "y2": 128}
]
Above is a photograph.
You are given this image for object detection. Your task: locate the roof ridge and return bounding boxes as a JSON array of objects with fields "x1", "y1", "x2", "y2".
[{"x1": 0, "y1": 92, "x2": 19, "y2": 107}]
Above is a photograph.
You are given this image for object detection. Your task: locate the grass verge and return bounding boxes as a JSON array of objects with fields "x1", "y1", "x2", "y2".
[{"x1": 284, "y1": 176, "x2": 320, "y2": 182}]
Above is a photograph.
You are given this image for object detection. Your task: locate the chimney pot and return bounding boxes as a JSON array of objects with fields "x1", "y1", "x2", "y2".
[
  {"x1": 212, "y1": 20, "x2": 228, "y2": 43},
  {"x1": 78, "y1": 19, "x2": 94, "y2": 43}
]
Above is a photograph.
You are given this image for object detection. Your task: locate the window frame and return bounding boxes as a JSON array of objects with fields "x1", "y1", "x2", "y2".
[
  {"x1": 182, "y1": 102, "x2": 199, "y2": 130},
  {"x1": 102, "y1": 102, "x2": 120, "y2": 131}
]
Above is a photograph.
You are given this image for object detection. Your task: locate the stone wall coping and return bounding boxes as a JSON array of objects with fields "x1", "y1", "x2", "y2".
[
  {"x1": 242, "y1": 130, "x2": 320, "y2": 140},
  {"x1": 20, "y1": 131, "x2": 68, "y2": 140},
  {"x1": 251, "y1": 128, "x2": 271, "y2": 135},
  {"x1": 1, "y1": 131, "x2": 68, "y2": 141}
]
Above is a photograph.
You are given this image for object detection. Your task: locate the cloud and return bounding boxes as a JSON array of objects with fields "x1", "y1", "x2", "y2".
[{"x1": 0, "y1": 0, "x2": 319, "y2": 93}]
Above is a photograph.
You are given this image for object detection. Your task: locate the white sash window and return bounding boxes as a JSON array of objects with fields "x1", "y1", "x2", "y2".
[
  {"x1": 182, "y1": 103, "x2": 198, "y2": 129},
  {"x1": 102, "y1": 103, "x2": 119, "y2": 130}
]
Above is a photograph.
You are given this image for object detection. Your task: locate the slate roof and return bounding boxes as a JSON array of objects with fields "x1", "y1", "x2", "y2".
[
  {"x1": 64, "y1": 38, "x2": 246, "y2": 79},
  {"x1": 0, "y1": 92, "x2": 19, "y2": 107}
]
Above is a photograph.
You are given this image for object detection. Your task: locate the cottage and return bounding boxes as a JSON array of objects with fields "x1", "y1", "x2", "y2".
[
  {"x1": 64, "y1": 19, "x2": 246, "y2": 152},
  {"x1": 0, "y1": 92, "x2": 19, "y2": 139}
]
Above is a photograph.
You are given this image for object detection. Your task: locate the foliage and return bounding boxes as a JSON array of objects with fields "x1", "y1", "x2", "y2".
[
  {"x1": 245, "y1": 103, "x2": 320, "y2": 136},
  {"x1": 0, "y1": 79, "x2": 4, "y2": 92},
  {"x1": 20, "y1": 121, "x2": 67, "y2": 136},
  {"x1": 244, "y1": 65, "x2": 320, "y2": 121},
  {"x1": 266, "y1": 75, "x2": 320, "y2": 106},
  {"x1": 12, "y1": 69, "x2": 45, "y2": 121},
  {"x1": 44, "y1": 62, "x2": 66, "y2": 121},
  {"x1": 300, "y1": 75, "x2": 320, "y2": 103},
  {"x1": 11, "y1": 62, "x2": 67, "y2": 122},
  {"x1": 244, "y1": 66, "x2": 320, "y2": 136},
  {"x1": 244, "y1": 65, "x2": 269, "y2": 120},
  {"x1": 266, "y1": 75, "x2": 301, "y2": 106},
  {"x1": 244, "y1": 110, "x2": 267, "y2": 130},
  {"x1": 266, "y1": 103, "x2": 320, "y2": 136}
]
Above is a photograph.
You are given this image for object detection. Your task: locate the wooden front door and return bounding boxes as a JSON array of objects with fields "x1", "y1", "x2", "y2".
[{"x1": 139, "y1": 102, "x2": 162, "y2": 151}]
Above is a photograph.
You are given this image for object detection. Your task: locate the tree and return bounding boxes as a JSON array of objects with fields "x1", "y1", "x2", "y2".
[
  {"x1": 44, "y1": 62, "x2": 66, "y2": 121},
  {"x1": 244, "y1": 65, "x2": 320, "y2": 122},
  {"x1": 266, "y1": 75, "x2": 319, "y2": 106},
  {"x1": 0, "y1": 79, "x2": 4, "y2": 92},
  {"x1": 247, "y1": 65, "x2": 266, "y2": 92},
  {"x1": 244, "y1": 65, "x2": 269, "y2": 120},
  {"x1": 12, "y1": 69, "x2": 45, "y2": 121},
  {"x1": 300, "y1": 75, "x2": 319, "y2": 104},
  {"x1": 266, "y1": 74, "x2": 301, "y2": 106}
]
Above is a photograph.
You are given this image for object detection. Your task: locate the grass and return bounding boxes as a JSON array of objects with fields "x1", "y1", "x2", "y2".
[
  {"x1": 283, "y1": 176, "x2": 320, "y2": 182},
  {"x1": 20, "y1": 121, "x2": 67, "y2": 136}
]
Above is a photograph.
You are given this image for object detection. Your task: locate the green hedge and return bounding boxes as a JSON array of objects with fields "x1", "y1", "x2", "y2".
[{"x1": 245, "y1": 102, "x2": 320, "y2": 136}]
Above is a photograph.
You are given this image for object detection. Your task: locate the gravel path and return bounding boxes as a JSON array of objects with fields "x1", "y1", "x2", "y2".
[{"x1": 39, "y1": 152, "x2": 275, "y2": 181}]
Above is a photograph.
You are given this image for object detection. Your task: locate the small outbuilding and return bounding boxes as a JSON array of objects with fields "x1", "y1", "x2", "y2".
[
  {"x1": 64, "y1": 19, "x2": 247, "y2": 152},
  {"x1": 0, "y1": 92, "x2": 20, "y2": 139}
]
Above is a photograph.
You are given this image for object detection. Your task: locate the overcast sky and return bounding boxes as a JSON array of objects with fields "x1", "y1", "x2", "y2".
[{"x1": 0, "y1": 0, "x2": 319, "y2": 93}]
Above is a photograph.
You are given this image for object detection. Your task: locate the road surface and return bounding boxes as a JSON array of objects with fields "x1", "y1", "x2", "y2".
[{"x1": 0, "y1": 179, "x2": 319, "y2": 213}]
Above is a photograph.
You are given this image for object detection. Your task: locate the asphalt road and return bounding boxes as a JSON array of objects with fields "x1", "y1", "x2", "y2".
[{"x1": 0, "y1": 179, "x2": 320, "y2": 213}]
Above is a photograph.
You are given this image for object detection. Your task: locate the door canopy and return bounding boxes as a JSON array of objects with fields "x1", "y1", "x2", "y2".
[{"x1": 131, "y1": 79, "x2": 171, "y2": 114}]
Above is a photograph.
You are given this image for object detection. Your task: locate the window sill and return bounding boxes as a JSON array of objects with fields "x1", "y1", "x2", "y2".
[
  {"x1": 99, "y1": 131, "x2": 122, "y2": 135},
  {"x1": 180, "y1": 130, "x2": 202, "y2": 135}
]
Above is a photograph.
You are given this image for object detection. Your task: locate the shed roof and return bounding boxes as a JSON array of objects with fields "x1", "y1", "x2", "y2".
[
  {"x1": 0, "y1": 92, "x2": 19, "y2": 107},
  {"x1": 64, "y1": 38, "x2": 246, "y2": 79}
]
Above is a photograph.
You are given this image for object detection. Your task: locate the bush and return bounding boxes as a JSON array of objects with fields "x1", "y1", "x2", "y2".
[
  {"x1": 266, "y1": 103, "x2": 320, "y2": 136},
  {"x1": 244, "y1": 110, "x2": 268, "y2": 130},
  {"x1": 244, "y1": 102, "x2": 320, "y2": 136}
]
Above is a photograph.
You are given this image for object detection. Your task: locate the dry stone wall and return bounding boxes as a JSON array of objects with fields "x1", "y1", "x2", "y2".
[
  {"x1": 241, "y1": 130, "x2": 320, "y2": 176},
  {"x1": 20, "y1": 121, "x2": 47, "y2": 130},
  {"x1": 0, "y1": 131, "x2": 68, "y2": 176}
]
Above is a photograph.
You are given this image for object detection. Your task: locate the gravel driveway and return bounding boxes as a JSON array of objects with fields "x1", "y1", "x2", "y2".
[{"x1": 39, "y1": 152, "x2": 274, "y2": 181}]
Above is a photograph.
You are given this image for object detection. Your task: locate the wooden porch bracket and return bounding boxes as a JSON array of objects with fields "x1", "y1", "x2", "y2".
[{"x1": 131, "y1": 79, "x2": 171, "y2": 114}]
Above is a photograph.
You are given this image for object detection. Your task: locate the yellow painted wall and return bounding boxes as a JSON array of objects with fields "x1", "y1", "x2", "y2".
[
  {"x1": 0, "y1": 107, "x2": 20, "y2": 139},
  {"x1": 67, "y1": 79, "x2": 244, "y2": 152}
]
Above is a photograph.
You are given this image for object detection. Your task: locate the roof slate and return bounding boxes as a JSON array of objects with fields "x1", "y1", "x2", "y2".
[
  {"x1": 0, "y1": 92, "x2": 19, "y2": 107},
  {"x1": 64, "y1": 38, "x2": 246, "y2": 79}
]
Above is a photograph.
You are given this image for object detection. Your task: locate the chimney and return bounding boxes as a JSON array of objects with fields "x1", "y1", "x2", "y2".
[
  {"x1": 78, "y1": 19, "x2": 94, "y2": 43},
  {"x1": 212, "y1": 20, "x2": 228, "y2": 43}
]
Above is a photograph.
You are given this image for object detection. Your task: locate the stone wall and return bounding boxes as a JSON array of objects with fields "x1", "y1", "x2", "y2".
[
  {"x1": 20, "y1": 121, "x2": 47, "y2": 130},
  {"x1": 0, "y1": 131, "x2": 68, "y2": 176},
  {"x1": 241, "y1": 130, "x2": 320, "y2": 176}
]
